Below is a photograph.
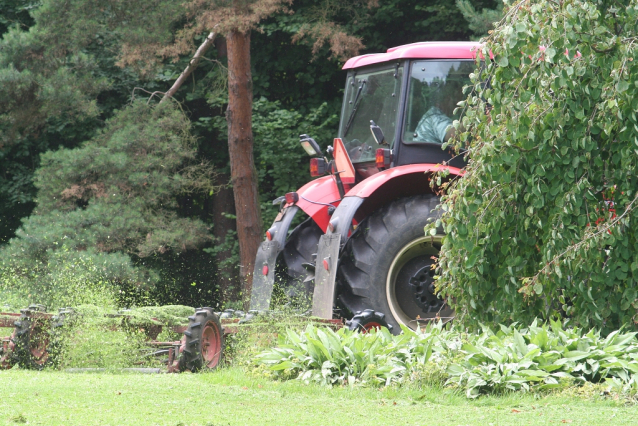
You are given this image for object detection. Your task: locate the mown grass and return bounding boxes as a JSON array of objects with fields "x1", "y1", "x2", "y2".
[
  {"x1": 2, "y1": 305, "x2": 638, "y2": 425},
  {"x1": 1, "y1": 368, "x2": 637, "y2": 426}
]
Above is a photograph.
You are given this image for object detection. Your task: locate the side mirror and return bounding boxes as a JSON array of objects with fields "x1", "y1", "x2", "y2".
[
  {"x1": 300, "y1": 134, "x2": 323, "y2": 157},
  {"x1": 370, "y1": 121, "x2": 387, "y2": 145}
]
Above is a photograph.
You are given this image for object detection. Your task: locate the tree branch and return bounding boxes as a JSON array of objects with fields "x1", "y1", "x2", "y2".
[{"x1": 160, "y1": 31, "x2": 218, "y2": 104}]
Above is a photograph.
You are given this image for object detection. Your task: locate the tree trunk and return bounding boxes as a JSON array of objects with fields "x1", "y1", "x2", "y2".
[{"x1": 225, "y1": 29, "x2": 262, "y2": 309}]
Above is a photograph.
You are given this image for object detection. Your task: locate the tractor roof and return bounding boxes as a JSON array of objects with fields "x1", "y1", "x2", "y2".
[{"x1": 342, "y1": 41, "x2": 483, "y2": 70}]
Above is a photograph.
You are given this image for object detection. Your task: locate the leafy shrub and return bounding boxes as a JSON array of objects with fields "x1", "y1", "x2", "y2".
[
  {"x1": 447, "y1": 320, "x2": 638, "y2": 398},
  {"x1": 209, "y1": 97, "x2": 339, "y2": 225},
  {"x1": 437, "y1": 0, "x2": 638, "y2": 331},
  {"x1": 226, "y1": 313, "x2": 342, "y2": 369},
  {"x1": 257, "y1": 321, "x2": 638, "y2": 398},
  {"x1": 252, "y1": 98, "x2": 339, "y2": 225}
]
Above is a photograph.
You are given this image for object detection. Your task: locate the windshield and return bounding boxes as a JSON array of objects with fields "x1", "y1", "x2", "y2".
[
  {"x1": 338, "y1": 64, "x2": 403, "y2": 163},
  {"x1": 403, "y1": 60, "x2": 474, "y2": 144}
]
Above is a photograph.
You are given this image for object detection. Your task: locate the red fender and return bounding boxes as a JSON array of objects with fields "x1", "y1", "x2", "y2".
[
  {"x1": 287, "y1": 164, "x2": 461, "y2": 232},
  {"x1": 286, "y1": 175, "x2": 348, "y2": 231},
  {"x1": 345, "y1": 163, "x2": 463, "y2": 222},
  {"x1": 346, "y1": 163, "x2": 463, "y2": 198}
]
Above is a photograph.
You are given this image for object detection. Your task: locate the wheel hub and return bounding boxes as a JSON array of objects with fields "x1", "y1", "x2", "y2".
[
  {"x1": 387, "y1": 235, "x2": 450, "y2": 328},
  {"x1": 405, "y1": 259, "x2": 444, "y2": 313},
  {"x1": 201, "y1": 321, "x2": 221, "y2": 368}
]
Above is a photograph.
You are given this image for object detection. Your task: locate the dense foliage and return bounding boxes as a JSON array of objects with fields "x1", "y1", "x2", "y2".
[
  {"x1": 437, "y1": 0, "x2": 638, "y2": 332},
  {"x1": 236, "y1": 98, "x2": 338, "y2": 224},
  {"x1": 258, "y1": 322, "x2": 638, "y2": 397}
]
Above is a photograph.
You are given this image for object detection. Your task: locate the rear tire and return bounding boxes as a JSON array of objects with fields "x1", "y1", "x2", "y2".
[
  {"x1": 275, "y1": 217, "x2": 322, "y2": 306},
  {"x1": 337, "y1": 195, "x2": 453, "y2": 332}
]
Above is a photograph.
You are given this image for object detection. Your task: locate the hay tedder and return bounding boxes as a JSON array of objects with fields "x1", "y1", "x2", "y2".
[
  {"x1": 1, "y1": 41, "x2": 480, "y2": 372},
  {"x1": 1, "y1": 305, "x2": 192, "y2": 372},
  {"x1": 0, "y1": 305, "x2": 342, "y2": 372}
]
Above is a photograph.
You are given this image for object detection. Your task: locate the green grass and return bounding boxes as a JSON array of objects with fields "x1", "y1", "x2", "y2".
[{"x1": 1, "y1": 368, "x2": 637, "y2": 426}]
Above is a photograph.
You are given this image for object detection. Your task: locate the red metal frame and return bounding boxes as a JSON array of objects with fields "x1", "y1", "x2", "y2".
[
  {"x1": 284, "y1": 165, "x2": 462, "y2": 232},
  {"x1": 0, "y1": 313, "x2": 20, "y2": 328},
  {"x1": 1, "y1": 309, "x2": 345, "y2": 373}
]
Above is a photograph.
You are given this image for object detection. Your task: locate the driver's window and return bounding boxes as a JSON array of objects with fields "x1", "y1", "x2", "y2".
[{"x1": 403, "y1": 61, "x2": 473, "y2": 144}]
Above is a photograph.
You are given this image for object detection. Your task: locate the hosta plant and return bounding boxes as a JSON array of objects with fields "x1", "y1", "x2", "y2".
[{"x1": 257, "y1": 321, "x2": 638, "y2": 398}]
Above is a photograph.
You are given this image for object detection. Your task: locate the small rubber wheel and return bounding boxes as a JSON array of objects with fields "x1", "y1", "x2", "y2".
[
  {"x1": 346, "y1": 309, "x2": 394, "y2": 333},
  {"x1": 179, "y1": 308, "x2": 224, "y2": 372}
]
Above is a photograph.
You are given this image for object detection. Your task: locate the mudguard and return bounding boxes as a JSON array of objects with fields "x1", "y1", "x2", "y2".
[
  {"x1": 249, "y1": 176, "x2": 343, "y2": 311},
  {"x1": 346, "y1": 163, "x2": 463, "y2": 198},
  {"x1": 249, "y1": 206, "x2": 299, "y2": 311},
  {"x1": 311, "y1": 233, "x2": 341, "y2": 319},
  {"x1": 290, "y1": 175, "x2": 344, "y2": 231},
  {"x1": 328, "y1": 164, "x2": 462, "y2": 245}
]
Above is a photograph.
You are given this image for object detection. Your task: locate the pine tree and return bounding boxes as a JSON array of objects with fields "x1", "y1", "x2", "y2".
[
  {"x1": 1, "y1": 101, "x2": 215, "y2": 307},
  {"x1": 456, "y1": 0, "x2": 503, "y2": 39}
]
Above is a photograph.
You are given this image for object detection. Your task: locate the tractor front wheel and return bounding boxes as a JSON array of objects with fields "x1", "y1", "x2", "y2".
[
  {"x1": 346, "y1": 309, "x2": 393, "y2": 333},
  {"x1": 337, "y1": 195, "x2": 453, "y2": 332}
]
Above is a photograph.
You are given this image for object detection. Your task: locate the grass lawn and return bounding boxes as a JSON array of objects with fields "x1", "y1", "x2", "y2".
[{"x1": 1, "y1": 368, "x2": 637, "y2": 426}]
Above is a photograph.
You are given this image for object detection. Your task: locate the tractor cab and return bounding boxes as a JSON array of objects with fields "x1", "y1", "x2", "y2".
[{"x1": 337, "y1": 42, "x2": 476, "y2": 180}]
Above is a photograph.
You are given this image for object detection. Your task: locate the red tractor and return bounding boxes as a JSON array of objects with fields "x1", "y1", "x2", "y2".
[{"x1": 250, "y1": 41, "x2": 480, "y2": 332}]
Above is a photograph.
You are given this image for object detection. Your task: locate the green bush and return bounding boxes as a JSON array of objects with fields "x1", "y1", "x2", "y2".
[
  {"x1": 252, "y1": 98, "x2": 339, "y2": 225},
  {"x1": 437, "y1": 0, "x2": 638, "y2": 332},
  {"x1": 209, "y1": 97, "x2": 339, "y2": 225},
  {"x1": 447, "y1": 320, "x2": 638, "y2": 398},
  {"x1": 257, "y1": 322, "x2": 462, "y2": 387}
]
